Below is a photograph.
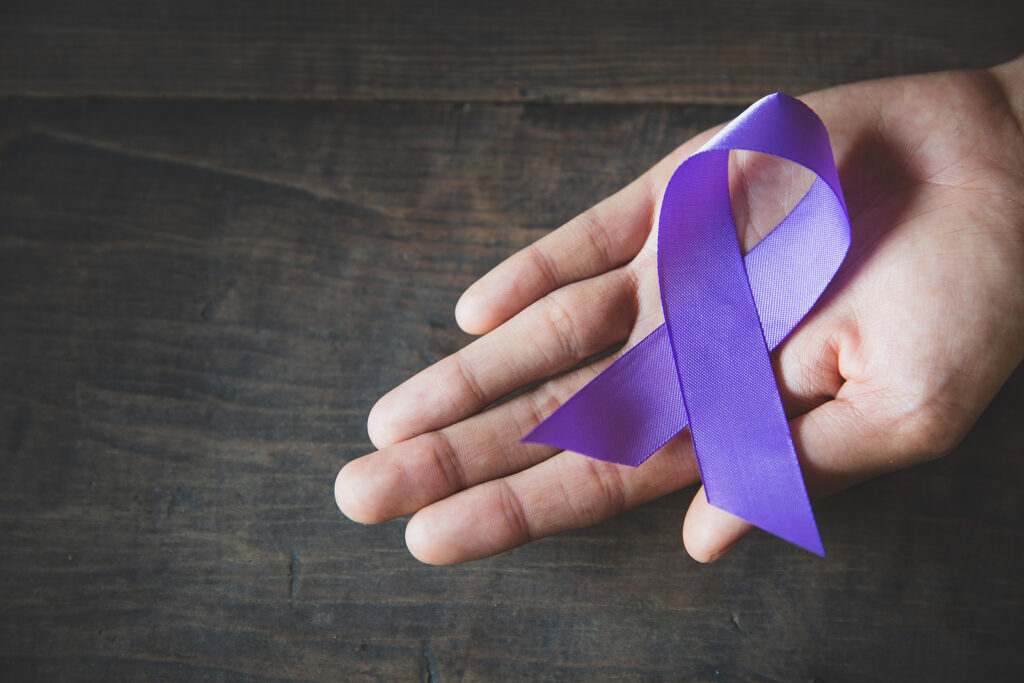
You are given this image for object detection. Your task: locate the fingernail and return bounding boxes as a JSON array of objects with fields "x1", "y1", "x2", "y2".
[{"x1": 706, "y1": 540, "x2": 739, "y2": 563}]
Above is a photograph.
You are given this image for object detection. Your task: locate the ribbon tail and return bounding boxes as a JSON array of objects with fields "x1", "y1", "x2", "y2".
[{"x1": 523, "y1": 325, "x2": 687, "y2": 467}]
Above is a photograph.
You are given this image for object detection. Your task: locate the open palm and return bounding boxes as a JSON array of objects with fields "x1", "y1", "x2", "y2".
[{"x1": 336, "y1": 58, "x2": 1024, "y2": 564}]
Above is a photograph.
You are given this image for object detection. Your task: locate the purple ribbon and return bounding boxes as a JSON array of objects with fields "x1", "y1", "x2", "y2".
[{"x1": 524, "y1": 93, "x2": 850, "y2": 555}]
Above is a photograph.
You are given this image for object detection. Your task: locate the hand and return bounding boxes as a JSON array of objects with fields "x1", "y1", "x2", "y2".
[{"x1": 335, "y1": 57, "x2": 1024, "y2": 564}]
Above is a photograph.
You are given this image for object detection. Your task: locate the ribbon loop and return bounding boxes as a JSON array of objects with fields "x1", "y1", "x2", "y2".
[{"x1": 524, "y1": 93, "x2": 850, "y2": 555}]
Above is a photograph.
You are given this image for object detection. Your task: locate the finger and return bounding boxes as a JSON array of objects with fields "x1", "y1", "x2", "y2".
[
  {"x1": 454, "y1": 177, "x2": 655, "y2": 335},
  {"x1": 404, "y1": 431, "x2": 701, "y2": 565},
  {"x1": 456, "y1": 129, "x2": 721, "y2": 336},
  {"x1": 769, "y1": 305, "x2": 848, "y2": 416},
  {"x1": 681, "y1": 387, "x2": 930, "y2": 562},
  {"x1": 680, "y1": 486, "x2": 752, "y2": 563},
  {"x1": 368, "y1": 268, "x2": 637, "y2": 448},
  {"x1": 337, "y1": 355, "x2": 614, "y2": 524}
]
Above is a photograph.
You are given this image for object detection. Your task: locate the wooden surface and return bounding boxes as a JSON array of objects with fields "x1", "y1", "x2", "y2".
[
  {"x1": 3, "y1": 1, "x2": 1022, "y2": 103},
  {"x1": 1, "y1": 2, "x2": 1022, "y2": 681}
]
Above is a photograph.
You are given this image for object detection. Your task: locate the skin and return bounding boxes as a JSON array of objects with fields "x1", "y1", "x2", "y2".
[{"x1": 336, "y1": 57, "x2": 1024, "y2": 565}]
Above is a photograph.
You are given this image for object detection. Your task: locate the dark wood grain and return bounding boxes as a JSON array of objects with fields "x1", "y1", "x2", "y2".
[
  {"x1": 1, "y1": 98, "x2": 1023, "y2": 681},
  {"x1": 1, "y1": 0, "x2": 1021, "y2": 103}
]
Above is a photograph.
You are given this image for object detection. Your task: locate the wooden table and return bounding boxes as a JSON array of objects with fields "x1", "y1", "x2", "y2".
[{"x1": 2, "y1": 2, "x2": 1022, "y2": 680}]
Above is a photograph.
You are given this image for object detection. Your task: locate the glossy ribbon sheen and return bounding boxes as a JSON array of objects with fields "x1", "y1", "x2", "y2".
[{"x1": 524, "y1": 93, "x2": 850, "y2": 555}]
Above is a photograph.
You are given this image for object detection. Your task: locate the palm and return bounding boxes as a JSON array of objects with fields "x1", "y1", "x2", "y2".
[{"x1": 336, "y1": 61, "x2": 1024, "y2": 564}]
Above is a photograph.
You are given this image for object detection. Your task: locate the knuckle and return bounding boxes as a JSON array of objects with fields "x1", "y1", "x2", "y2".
[
  {"x1": 887, "y1": 395, "x2": 964, "y2": 462},
  {"x1": 578, "y1": 209, "x2": 616, "y2": 267},
  {"x1": 528, "y1": 242, "x2": 561, "y2": 291},
  {"x1": 435, "y1": 353, "x2": 487, "y2": 414},
  {"x1": 527, "y1": 385, "x2": 566, "y2": 426},
  {"x1": 537, "y1": 292, "x2": 582, "y2": 360},
  {"x1": 555, "y1": 457, "x2": 628, "y2": 527},
  {"x1": 497, "y1": 480, "x2": 533, "y2": 544},
  {"x1": 584, "y1": 459, "x2": 628, "y2": 518},
  {"x1": 427, "y1": 431, "x2": 466, "y2": 492}
]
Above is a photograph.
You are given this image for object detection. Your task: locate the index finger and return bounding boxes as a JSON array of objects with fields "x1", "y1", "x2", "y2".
[{"x1": 455, "y1": 128, "x2": 720, "y2": 335}]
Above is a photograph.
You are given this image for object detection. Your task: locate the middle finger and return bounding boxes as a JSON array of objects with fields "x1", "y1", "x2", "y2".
[{"x1": 367, "y1": 268, "x2": 638, "y2": 448}]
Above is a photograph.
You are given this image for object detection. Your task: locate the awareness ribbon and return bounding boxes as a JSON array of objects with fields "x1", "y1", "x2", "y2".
[{"x1": 523, "y1": 93, "x2": 850, "y2": 555}]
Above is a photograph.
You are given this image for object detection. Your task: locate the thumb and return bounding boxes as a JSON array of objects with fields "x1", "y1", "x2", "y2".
[{"x1": 681, "y1": 390, "x2": 922, "y2": 562}]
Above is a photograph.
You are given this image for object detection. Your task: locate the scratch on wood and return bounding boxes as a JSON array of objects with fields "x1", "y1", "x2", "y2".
[
  {"x1": 422, "y1": 639, "x2": 440, "y2": 683},
  {"x1": 289, "y1": 550, "x2": 301, "y2": 601},
  {"x1": 730, "y1": 612, "x2": 745, "y2": 635},
  {"x1": 25, "y1": 127, "x2": 389, "y2": 217}
]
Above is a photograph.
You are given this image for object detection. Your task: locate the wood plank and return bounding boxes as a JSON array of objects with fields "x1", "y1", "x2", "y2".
[
  {"x1": 1, "y1": 0, "x2": 1021, "y2": 103},
  {"x1": 1, "y1": 99, "x2": 1022, "y2": 680}
]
